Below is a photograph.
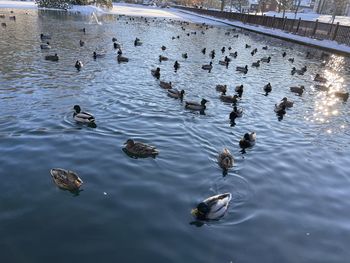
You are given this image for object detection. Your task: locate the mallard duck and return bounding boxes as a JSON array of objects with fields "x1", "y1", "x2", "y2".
[
  {"x1": 182, "y1": 53, "x2": 188, "y2": 59},
  {"x1": 79, "y1": 39, "x2": 85, "y2": 47},
  {"x1": 235, "y1": 84, "x2": 243, "y2": 93},
  {"x1": 275, "y1": 104, "x2": 286, "y2": 117},
  {"x1": 301, "y1": 66, "x2": 307, "y2": 72},
  {"x1": 252, "y1": 60, "x2": 260, "y2": 67},
  {"x1": 219, "y1": 60, "x2": 228, "y2": 66},
  {"x1": 334, "y1": 91, "x2": 349, "y2": 101},
  {"x1": 93, "y1": 52, "x2": 105, "y2": 59},
  {"x1": 314, "y1": 74, "x2": 327, "y2": 83},
  {"x1": 288, "y1": 57, "x2": 294, "y2": 63},
  {"x1": 291, "y1": 67, "x2": 304, "y2": 75},
  {"x1": 210, "y1": 50, "x2": 215, "y2": 59},
  {"x1": 264, "y1": 83, "x2": 272, "y2": 95},
  {"x1": 233, "y1": 34, "x2": 239, "y2": 38},
  {"x1": 114, "y1": 42, "x2": 121, "y2": 49},
  {"x1": 282, "y1": 51, "x2": 287, "y2": 57},
  {"x1": 73, "y1": 105, "x2": 95, "y2": 124},
  {"x1": 221, "y1": 47, "x2": 225, "y2": 53},
  {"x1": 161, "y1": 45, "x2": 166, "y2": 51},
  {"x1": 251, "y1": 48, "x2": 257, "y2": 56},
  {"x1": 40, "y1": 33, "x2": 51, "y2": 40},
  {"x1": 159, "y1": 55, "x2": 168, "y2": 62},
  {"x1": 275, "y1": 97, "x2": 293, "y2": 109},
  {"x1": 79, "y1": 28, "x2": 86, "y2": 33},
  {"x1": 290, "y1": 85, "x2": 305, "y2": 95},
  {"x1": 167, "y1": 88, "x2": 185, "y2": 99},
  {"x1": 159, "y1": 81, "x2": 172, "y2": 89},
  {"x1": 9, "y1": 15, "x2": 16, "y2": 21},
  {"x1": 262, "y1": 46, "x2": 268, "y2": 50},
  {"x1": 218, "y1": 148, "x2": 234, "y2": 171},
  {"x1": 50, "y1": 168, "x2": 83, "y2": 191},
  {"x1": 191, "y1": 193, "x2": 232, "y2": 221},
  {"x1": 174, "y1": 61, "x2": 180, "y2": 71},
  {"x1": 40, "y1": 42, "x2": 51, "y2": 50},
  {"x1": 236, "y1": 65, "x2": 248, "y2": 74},
  {"x1": 45, "y1": 53, "x2": 59, "y2": 61},
  {"x1": 117, "y1": 54, "x2": 129, "y2": 63},
  {"x1": 75, "y1": 60, "x2": 83, "y2": 70},
  {"x1": 245, "y1": 44, "x2": 251, "y2": 48},
  {"x1": 112, "y1": 37, "x2": 118, "y2": 42},
  {"x1": 134, "y1": 38, "x2": 142, "y2": 46},
  {"x1": 123, "y1": 139, "x2": 159, "y2": 158},
  {"x1": 216, "y1": 84, "x2": 227, "y2": 93},
  {"x1": 151, "y1": 67, "x2": 160, "y2": 79},
  {"x1": 229, "y1": 51, "x2": 237, "y2": 58},
  {"x1": 239, "y1": 132, "x2": 256, "y2": 149},
  {"x1": 201, "y1": 48, "x2": 206, "y2": 54},
  {"x1": 220, "y1": 92, "x2": 239, "y2": 103},
  {"x1": 202, "y1": 62, "x2": 213, "y2": 71},
  {"x1": 261, "y1": 56, "x2": 271, "y2": 63},
  {"x1": 185, "y1": 99, "x2": 208, "y2": 111},
  {"x1": 230, "y1": 106, "x2": 243, "y2": 120}
]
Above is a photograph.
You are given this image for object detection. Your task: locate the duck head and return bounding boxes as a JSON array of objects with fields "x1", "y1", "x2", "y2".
[
  {"x1": 191, "y1": 202, "x2": 209, "y2": 219},
  {"x1": 124, "y1": 139, "x2": 135, "y2": 147},
  {"x1": 201, "y1": 99, "x2": 208, "y2": 105},
  {"x1": 244, "y1": 133, "x2": 250, "y2": 140},
  {"x1": 245, "y1": 65, "x2": 248, "y2": 70},
  {"x1": 73, "y1": 105, "x2": 81, "y2": 113}
]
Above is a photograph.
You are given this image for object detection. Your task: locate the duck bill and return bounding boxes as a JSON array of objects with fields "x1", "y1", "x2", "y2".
[{"x1": 75, "y1": 179, "x2": 83, "y2": 188}]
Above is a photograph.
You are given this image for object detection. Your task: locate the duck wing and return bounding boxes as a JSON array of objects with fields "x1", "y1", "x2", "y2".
[
  {"x1": 74, "y1": 111, "x2": 95, "y2": 122},
  {"x1": 132, "y1": 142, "x2": 159, "y2": 156},
  {"x1": 204, "y1": 193, "x2": 232, "y2": 220}
]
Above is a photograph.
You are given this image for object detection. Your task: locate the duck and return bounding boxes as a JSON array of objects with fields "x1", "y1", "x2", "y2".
[
  {"x1": 191, "y1": 193, "x2": 232, "y2": 221},
  {"x1": 215, "y1": 84, "x2": 227, "y2": 93},
  {"x1": 161, "y1": 45, "x2": 166, "y2": 51},
  {"x1": 263, "y1": 83, "x2": 272, "y2": 95},
  {"x1": 117, "y1": 54, "x2": 129, "y2": 63},
  {"x1": 236, "y1": 65, "x2": 248, "y2": 74},
  {"x1": 252, "y1": 60, "x2": 260, "y2": 67},
  {"x1": 159, "y1": 81, "x2": 172, "y2": 89},
  {"x1": 93, "y1": 52, "x2": 105, "y2": 59},
  {"x1": 229, "y1": 51, "x2": 237, "y2": 58},
  {"x1": 40, "y1": 33, "x2": 51, "y2": 40},
  {"x1": 182, "y1": 53, "x2": 188, "y2": 59},
  {"x1": 151, "y1": 67, "x2": 160, "y2": 79},
  {"x1": 282, "y1": 51, "x2": 287, "y2": 57},
  {"x1": 290, "y1": 85, "x2": 305, "y2": 95},
  {"x1": 113, "y1": 42, "x2": 121, "y2": 49},
  {"x1": 233, "y1": 34, "x2": 239, "y2": 38},
  {"x1": 167, "y1": 88, "x2": 185, "y2": 100},
  {"x1": 245, "y1": 44, "x2": 251, "y2": 48},
  {"x1": 221, "y1": 47, "x2": 225, "y2": 53},
  {"x1": 9, "y1": 15, "x2": 16, "y2": 21},
  {"x1": 40, "y1": 42, "x2": 51, "y2": 50},
  {"x1": 314, "y1": 74, "x2": 327, "y2": 83},
  {"x1": 291, "y1": 67, "x2": 304, "y2": 75},
  {"x1": 201, "y1": 47, "x2": 206, "y2": 54},
  {"x1": 174, "y1": 61, "x2": 180, "y2": 71},
  {"x1": 314, "y1": 84, "x2": 329, "y2": 91},
  {"x1": 112, "y1": 37, "x2": 118, "y2": 42},
  {"x1": 261, "y1": 56, "x2": 271, "y2": 63},
  {"x1": 79, "y1": 39, "x2": 85, "y2": 47},
  {"x1": 235, "y1": 84, "x2": 244, "y2": 94},
  {"x1": 219, "y1": 60, "x2": 229, "y2": 66},
  {"x1": 73, "y1": 105, "x2": 95, "y2": 124},
  {"x1": 123, "y1": 139, "x2": 159, "y2": 158},
  {"x1": 334, "y1": 91, "x2": 349, "y2": 101},
  {"x1": 75, "y1": 60, "x2": 83, "y2": 70},
  {"x1": 288, "y1": 57, "x2": 294, "y2": 63},
  {"x1": 134, "y1": 37, "x2": 142, "y2": 46},
  {"x1": 1, "y1": 22, "x2": 6, "y2": 27},
  {"x1": 262, "y1": 46, "x2": 268, "y2": 50},
  {"x1": 239, "y1": 132, "x2": 256, "y2": 149},
  {"x1": 185, "y1": 99, "x2": 208, "y2": 111},
  {"x1": 301, "y1": 66, "x2": 307, "y2": 72},
  {"x1": 50, "y1": 168, "x2": 83, "y2": 191},
  {"x1": 220, "y1": 92, "x2": 239, "y2": 103},
  {"x1": 117, "y1": 48, "x2": 122, "y2": 55},
  {"x1": 45, "y1": 53, "x2": 59, "y2": 61},
  {"x1": 230, "y1": 106, "x2": 243, "y2": 119},
  {"x1": 210, "y1": 50, "x2": 215, "y2": 59},
  {"x1": 79, "y1": 28, "x2": 86, "y2": 34},
  {"x1": 202, "y1": 62, "x2": 213, "y2": 71},
  {"x1": 159, "y1": 55, "x2": 168, "y2": 62},
  {"x1": 275, "y1": 97, "x2": 293, "y2": 109},
  {"x1": 275, "y1": 104, "x2": 286, "y2": 117},
  {"x1": 218, "y1": 148, "x2": 234, "y2": 171}
]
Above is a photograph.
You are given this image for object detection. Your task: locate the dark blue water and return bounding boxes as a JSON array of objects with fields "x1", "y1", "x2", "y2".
[{"x1": 0, "y1": 8, "x2": 350, "y2": 263}]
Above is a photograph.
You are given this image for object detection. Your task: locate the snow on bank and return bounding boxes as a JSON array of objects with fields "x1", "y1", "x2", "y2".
[
  {"x1": 177, "y1": 9, "x2": 350, "y2": 56},
  {"x1": 264, "y1": 11, "x2": 350, "y2": 26}
]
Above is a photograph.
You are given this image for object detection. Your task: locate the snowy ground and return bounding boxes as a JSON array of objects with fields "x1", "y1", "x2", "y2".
[
  {"x1": 0, "y1": 1, "x2": 349, "y2": 55},
  {"x1": 263, "y1": 11, "x2": 350, "y2": 26}
]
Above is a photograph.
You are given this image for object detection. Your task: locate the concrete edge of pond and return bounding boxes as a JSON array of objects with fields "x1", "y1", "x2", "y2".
[{"x1": 175, "y1": 9, "x2": 350, "y2": 58}]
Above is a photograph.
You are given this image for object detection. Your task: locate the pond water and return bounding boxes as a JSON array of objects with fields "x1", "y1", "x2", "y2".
[{"x1": 0, "y1": 8, "x2": 350, "y2": 263}]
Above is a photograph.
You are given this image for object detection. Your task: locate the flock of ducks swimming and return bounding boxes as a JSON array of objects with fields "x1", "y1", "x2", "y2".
[{"x1": 3, "y1": 10, "x2": 349, "y2": 222}]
